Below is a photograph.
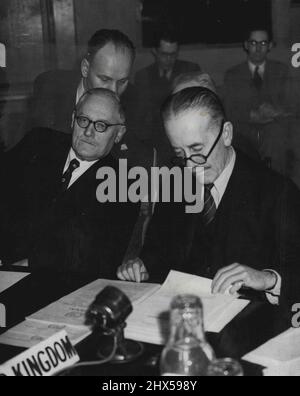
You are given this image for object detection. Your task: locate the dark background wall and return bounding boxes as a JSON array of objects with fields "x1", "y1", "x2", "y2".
[{"x1": 0, "y1": 0, "x2": 297, "y2": 89}]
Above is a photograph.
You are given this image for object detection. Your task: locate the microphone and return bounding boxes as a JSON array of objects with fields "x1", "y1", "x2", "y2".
[{"x1": 86, "y1": 286, "x2": 144, "y2": 364}]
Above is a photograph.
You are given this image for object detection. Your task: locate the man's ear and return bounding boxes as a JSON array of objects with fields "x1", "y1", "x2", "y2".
[
  {"x1": 81, "y1": 58, "x2": 90, "y2": 79},
  {"x1": 222, "y1": 122, "x2": 233, "y2": 147},
  {"x1": 71, "y1": 111, "x2": 76, "y2": 129},
  {"x1": 244, "y1": 41, "x2": 250, "y2": 53},
  {"x1": 115, "y1": 125, "x2": 127, "y2": 144},
  {"x1": 268, "y1": 41, "x2": 274, "y2": 52}
]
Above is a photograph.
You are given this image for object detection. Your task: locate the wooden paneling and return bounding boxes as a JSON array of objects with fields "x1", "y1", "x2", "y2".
[
  {"x1": 53, "y1": 0, "x2": 77, "y2": 69},
  {"x1": 74, "y1": 0, "x2": 140, "y2": 56},
  {"x1": 0, "y1": 0, "x2": 45, "y2": 83}
]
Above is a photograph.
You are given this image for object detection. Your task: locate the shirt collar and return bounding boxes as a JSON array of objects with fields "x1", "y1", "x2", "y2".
[
  {"x1": 64, "y1": 148, "x2": 98, "y2": 172},
  {"x1": 212, "y1": 148, "x2": 236, "y2": 207},
  {"x1": 248, "y1": 61, "x2": 266, "y2": 76}
]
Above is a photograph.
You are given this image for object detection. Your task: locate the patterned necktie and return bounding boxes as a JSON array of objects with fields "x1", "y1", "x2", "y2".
[
  {"x1": 253, "y1": 66, "x2": 263, "y2": 90},
  {"x1": 61, "y1": 159, "x2": 80, "y2": 191},
  {"x1": 202, "y1": 184, "x2": 217, "y2": 227}
]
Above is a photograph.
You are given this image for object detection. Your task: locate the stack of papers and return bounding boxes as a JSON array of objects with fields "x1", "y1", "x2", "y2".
[
  {"x1": 0, "y1": 320, "x2": 91, "y2": 348},
  {"x1": 27, "y1": 280, "x2": 160, "y2": 328},
  {"x1": 0, "y1": 272, "x2": 249, "y2": 349},
  {"x1": 0, "y1": 279, "x2": 159, "y2": 349},
  {"x1": 244, "y1": 328, "x2": 300, "y2": 376},
  {"x1": 125, "y1": 271, "x2": 250, "y2": 345},
  {"x1": 0, "y1": 272, "x2": 29, "y2": 294}
]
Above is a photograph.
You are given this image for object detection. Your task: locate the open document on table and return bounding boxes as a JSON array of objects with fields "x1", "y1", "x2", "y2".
[
  {"x1": 0, "y1": 320, "x2": 91, "y2": 348},
  {"x1": 125, "y1": 271, "x2": 250, "y2": 345},
  {"x1": 0, "y1": 272, "x2": 29, "y2": 294},
  {"x1": 0, "y1": 271, "x2": 249, "y2": 349}
]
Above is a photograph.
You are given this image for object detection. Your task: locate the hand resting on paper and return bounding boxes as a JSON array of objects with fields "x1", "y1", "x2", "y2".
[
  {"x1": 211, "y1": 264, "x2": 277, "y2": 295},
  {"x1": 117, "y1": 258, "x2": 149, "y2": 283}
]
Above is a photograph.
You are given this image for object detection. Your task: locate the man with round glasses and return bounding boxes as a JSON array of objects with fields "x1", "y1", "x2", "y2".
[
  {"x1": 223, "y1": 27, "x2": 291, "y2": 171},
  {"x1": 118, "y1": 87, "x2": 300, "y2": 316},
  {"x1": 0, "y1": 88, "x2": 139, "y2": 278}
]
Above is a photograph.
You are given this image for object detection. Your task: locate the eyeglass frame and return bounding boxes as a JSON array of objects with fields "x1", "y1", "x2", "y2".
[
  {"x1": 171, "y1": 119, "x2": 226, "y2": 167},
  {"x1": 247, "y1": 40, "x2": 270, "y2": 47},
  {"x1": 75, "y1": 114, "x2": 125, "y2": 134}
]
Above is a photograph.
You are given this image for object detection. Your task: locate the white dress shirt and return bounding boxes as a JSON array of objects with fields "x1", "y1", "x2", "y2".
[
  {"x1": 248, "y1": 61, "x2": 266, "y2": 79},
  {"x1": 63, "y1": 148, "x2": 98, "y2": 189},
  {"x1": 209, "y1": 148, "x2": 281, "y2": 304}
]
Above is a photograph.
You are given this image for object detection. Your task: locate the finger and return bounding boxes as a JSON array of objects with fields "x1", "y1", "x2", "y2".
[
  {"x1": 121, "y1": 267, "x2": 133, "y2": 281},
  {"x1": 141, "y1": 272, "x2": 150, "y2": 282},
  {"x1": 230, "y1": 281, "x2": 244, "y2": 295},
  {"x1": 120, "y1": 261, "x2": 135, "y2": 281},
  {"x1": 212, "y1": 264, "x2": 242, "y2": 291},
  {"x1": 214, "y1": 271, "x2": 246, "y2": 295},
  {"x1": 140, "y1": 264, "x2": 150, "y2": 282},
  {"x1": 212, "y1": 268, "x2": 244, "y2": 294},
  {"x1": 126, "y1": 263, "x2": 136, "y2": 282},
  {"x1": 133, "y1": 262, "x2": 142, "y2": 283},
  {"x1": 117, "y1": 267, "x2": 126, "y2": 281}
]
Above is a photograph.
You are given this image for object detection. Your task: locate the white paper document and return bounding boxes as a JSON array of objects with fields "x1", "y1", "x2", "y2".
[
  {"x1": 243, "y1": 328, "x2": 300, "y2": 376},
  {"x1": 0, "y1": 320, "x2": 91, "y2": 349},
  {"x1": 0, "y1": 272, "x2": 29, "y2": 294},
  {"x1": 21, "y1": 272, "x2": 248, "y2": 348},
  {"x1": 27, "y1": 279, "x2": 160, "y2": 328},
  {"x1": 125, "y1": 271, "x2": 250, "y2": 345}
]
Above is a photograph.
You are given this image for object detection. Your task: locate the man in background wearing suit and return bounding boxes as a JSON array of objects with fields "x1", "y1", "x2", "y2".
[
  {"x1": 135, "y1": 31, "x2": 201, "y2": 166},
  {"x1": 118, "y1": 87, "x2": 300, "y2": 314},
  {"x1": 223, "y1": 27, "x2": 291, "y2": 174},
  {"x1": 30, "y1": 29, "x2": 152, "y2": 172},
  {"x1": 0, "y1": 88, "x2": 139, "y2": 279}
]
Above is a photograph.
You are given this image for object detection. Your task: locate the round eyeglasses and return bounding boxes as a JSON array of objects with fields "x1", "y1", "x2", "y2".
[
  {"x1": 75, "y1": 115, "x2": 125, "y2": 133},
  {"x1": 248, "y1": 40, "x2": 269, "y2": 47}
]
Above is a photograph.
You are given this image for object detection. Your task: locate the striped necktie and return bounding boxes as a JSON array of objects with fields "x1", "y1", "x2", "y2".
[
  {"x1": 203, "y1": 184, "x2": 217, "y2": 226},
  {"x1": 61, "y1": 159, "x2": 80, "y2": 191}
]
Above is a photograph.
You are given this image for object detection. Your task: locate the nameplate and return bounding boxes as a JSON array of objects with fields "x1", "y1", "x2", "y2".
[{"x1": 0, "y1": 331, "x2": 79, "y2": 376}]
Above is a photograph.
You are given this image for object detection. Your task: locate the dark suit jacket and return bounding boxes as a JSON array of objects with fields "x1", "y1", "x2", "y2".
[
  {"x1": 29, "y1": 69, "x2": 154, "y2": 171},
  {"x1": 223, "y1": 60, "x2": 290, "y2": 159},
  {"x1": 0, "y1": 128, "x2": 140, "y2": 279},
  {"x1": 135, "y1": 60, "x2": 201, "y2": 92},
  {"x1": 224, "y1": 60, "x2": 290, "y2": 124},
  {"x1": 135, "y1": 60, "x2": 201, "y2": 166},
  {"x1": 140, "y1": 152, "x2": 300, "y2": 311}
]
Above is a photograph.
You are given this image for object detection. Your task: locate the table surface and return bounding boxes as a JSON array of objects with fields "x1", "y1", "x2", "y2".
[{"x1": 0, "y1": 269, "x2": 291, "y2": 376}]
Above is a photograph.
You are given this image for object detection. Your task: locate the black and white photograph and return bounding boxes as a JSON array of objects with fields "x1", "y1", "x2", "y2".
[{"x1": 0, "y1": 0, "x2": 300, "y2": 379}]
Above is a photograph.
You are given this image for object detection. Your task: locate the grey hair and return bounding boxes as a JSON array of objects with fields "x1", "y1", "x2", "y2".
[
  {"x1": 161, "y1": 86, "x2": 226, "y2": 127},
  {"x1": 76, "y1": 88, "x2": 126, "y2": 124},
  {"x1": 172, "y1": 72, "x2": 218, "y2": 95}
]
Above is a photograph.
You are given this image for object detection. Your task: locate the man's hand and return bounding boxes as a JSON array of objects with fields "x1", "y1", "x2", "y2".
[
  {"x1": 211, "y1": 264, "x2": 277, "y2": 295},
  {"x1": 117, "y1": 258, "x2": 149, "y2": 283}
]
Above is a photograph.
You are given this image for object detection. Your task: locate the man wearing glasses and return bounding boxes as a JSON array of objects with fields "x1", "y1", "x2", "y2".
[
  {"x1": 0, "y1": 88, "x2": 139, "y2": 278},
  {"x1": 223, "y1": 27, "x2": 291, "y2": 173},
  {"x1": 118, "y1": 87, "x2": 300, "y2": 313}
]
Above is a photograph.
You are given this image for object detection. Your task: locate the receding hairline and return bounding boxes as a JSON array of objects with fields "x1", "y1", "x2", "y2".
[
  {"x1": 76, "y1": 88, "x2": 125, "y2": 123},
  {"x1": 87, "y1": 41, "x2": 135, "y2": 62}
]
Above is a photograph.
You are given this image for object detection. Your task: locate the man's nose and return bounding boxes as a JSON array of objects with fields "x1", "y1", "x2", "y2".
[
  {"x1": 84, "y1": 123, "x2": 95, "y2": 137},
  {"x1": 106, "y1": 81, "x2": 118, "y2": 96}
]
